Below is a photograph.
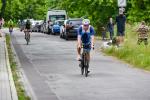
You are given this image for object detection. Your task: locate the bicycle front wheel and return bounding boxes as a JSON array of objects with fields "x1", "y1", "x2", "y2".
[
  {"x1": 84, "y1": 57, "x2": 89, "y2": 77},
  {"x1": 85, "y1": 65, "x2": 88, "y2": 77},
  {"x1": 81, "y1": 66, "x2": 84, "y2": 75}
]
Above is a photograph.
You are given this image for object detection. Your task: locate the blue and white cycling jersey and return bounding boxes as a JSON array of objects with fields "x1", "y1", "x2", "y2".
[{"x1": 78, "y1": 25, "x2": 95, "y2": 45}]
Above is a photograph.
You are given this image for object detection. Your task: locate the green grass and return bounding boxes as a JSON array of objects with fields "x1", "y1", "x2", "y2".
[
  {"x1": 103, "y1": 23, "x2": 150, "y2": 70},
  {"x1": 6, "y1": 34, "x2": 31, "y2": 100}
]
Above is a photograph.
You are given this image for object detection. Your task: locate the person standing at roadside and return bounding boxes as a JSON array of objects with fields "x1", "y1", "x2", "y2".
[
  {"x1": 101, "y1": 26, "x2": 106, "y2": 41},
  {"x1": 116, "y1": 9, "x2": 126, "y2": 46},
  {"x1": 137, "y1": 21, "x2": 149, "y2": 45},
  {"x1": 107, "y1": 17, "x2": 114, "y2": 40}
]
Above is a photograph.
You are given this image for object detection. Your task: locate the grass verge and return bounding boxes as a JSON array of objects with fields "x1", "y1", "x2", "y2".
[
  {"x1": 6, "y1": 34, "x2": 30, "y2": 100},
  {"x1": 102, "y1": 23, "x2": 150, "y2": 70}
]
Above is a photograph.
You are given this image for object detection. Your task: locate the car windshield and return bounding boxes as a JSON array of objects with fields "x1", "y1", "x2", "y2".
[
  {"x1": 58, "y1": 21, "x2": 64, "y2": 26},
  {"x1": 67, "y1": 20, "x2": 82, "y2": 28},
  {"x1": 49, "y1": 15, "x2": 66, "y2": 22}
]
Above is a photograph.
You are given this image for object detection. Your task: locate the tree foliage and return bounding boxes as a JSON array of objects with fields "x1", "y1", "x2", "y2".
[
  {"x1": 3, "y1": 0, "x2": 51, "y2": 21},
  {"x1": 58, "y1": 0, "x2": 150, "y2": 28},
  {"x1": 0, "y1": 0, "x2": 149, "y2": 27},
  {"x1": 127, "y1": 0, "x2": 150, "y2": 22}
]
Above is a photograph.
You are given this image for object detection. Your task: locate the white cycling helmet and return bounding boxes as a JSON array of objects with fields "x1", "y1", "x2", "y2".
[{"x1": 82, "y1": 19, "x2": 90, "y2": 25}]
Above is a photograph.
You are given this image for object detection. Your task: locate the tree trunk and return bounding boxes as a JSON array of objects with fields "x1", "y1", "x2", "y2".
[{"x1": 0, "y1": 0, "x2": 6, "y2": 17}]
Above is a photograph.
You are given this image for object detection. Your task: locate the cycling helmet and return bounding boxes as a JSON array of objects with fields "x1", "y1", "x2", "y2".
[{"x1": 82, "y1": 19, "x2": 90, "y2": 25}]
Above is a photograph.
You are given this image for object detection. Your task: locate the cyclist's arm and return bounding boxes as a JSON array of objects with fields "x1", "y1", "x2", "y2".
[
  {"x1": 91, "y1": 35, "x2": 95, "y2": 47},
  {"x1": 90, "y1": 26, "x2": 95, "y2": 47},
  {"x1": 77, "y1": 27, "x2": 82, "y2": 47},
  {"x1": 78, "y1": 35, "x2": 81, "y2": 47}
]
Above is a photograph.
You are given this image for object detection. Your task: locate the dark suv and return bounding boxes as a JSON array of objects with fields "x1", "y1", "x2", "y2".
[{"x1": 61, "y1": 18, "x2": 82, "y2": 40}]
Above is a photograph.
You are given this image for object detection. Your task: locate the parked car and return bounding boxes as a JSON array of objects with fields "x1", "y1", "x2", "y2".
[
  {"x1": 51, "y1": 20, "x2": 65, "y2": 35},
  {"x1": 56, "y1": 20, "x2": 64, "y2": 26},
  {"x1": 32, "y1": 20, "x2": 43, "y2": 32},
  {"x1": 46, "y1": 9, "x2": 67, "y2": 34},
  {"x1": 60, "y1": 18, "x2": 82, "y2": 40},
  {"x1": 51, "y1": 23, "x2": 60, "y2": 35},
  {"x1": 40, "y1": 21, "x2": 46, "y2": 33},
  {"x1": 30, "y1": 20, "x2": 36, "y2": 31},
  {"x1": 20, "y1": 20, "x2": 26, "y2": 31}
]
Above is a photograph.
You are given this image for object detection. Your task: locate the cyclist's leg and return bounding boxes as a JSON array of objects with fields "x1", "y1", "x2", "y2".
[
  {"x1": 27, "y1": 29, "x2": 30, "y2": 38},
  {"x1": 77, "y1": 43, "x2": 81, "y2": 60},
  {"x1": 87, "y1": 52, "x2": 90, "y2": 62},
  {"x1": 86, "y1": 52, "x2": 90, "y2": 73},
  {"x1": 24, "y1": 30, "x2": 27, "y2": 39},
  {"x1": 28, "y1": 29, "x2": 30, "y2": 41}
]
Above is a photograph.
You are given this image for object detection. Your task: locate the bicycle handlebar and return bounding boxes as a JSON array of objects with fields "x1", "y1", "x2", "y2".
[{"x1": 82, "y1": 44, "x2": 95, "y2": 50}]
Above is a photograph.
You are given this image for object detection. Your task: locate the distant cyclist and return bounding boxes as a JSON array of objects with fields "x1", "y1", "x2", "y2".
[
  {"x1": 24, "y1": 19, "x2": 31, "y2": 39},
  {"x1": 77, "y1": 19, "x2": 95, "y2": 61},
  {"x1": 9, "y1": 25, "x2": 13, "y2": 35}
]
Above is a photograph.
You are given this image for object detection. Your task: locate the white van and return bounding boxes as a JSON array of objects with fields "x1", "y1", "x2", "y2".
[{"x1": 46, "y1": 9, "x2": 67, "y2": 34}]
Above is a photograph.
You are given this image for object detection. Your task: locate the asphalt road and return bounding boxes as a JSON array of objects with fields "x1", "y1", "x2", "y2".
[{"x1": 9, "y1": 30, "x2": 150, "y2": 100}]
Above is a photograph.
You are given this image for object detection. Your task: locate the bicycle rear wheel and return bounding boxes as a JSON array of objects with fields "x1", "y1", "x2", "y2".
[{"x1": 26, "y1": 32, "x2": 30, "y2": 45}]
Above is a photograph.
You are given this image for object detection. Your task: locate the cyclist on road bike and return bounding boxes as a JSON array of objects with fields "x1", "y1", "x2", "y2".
[
  {"x1": 8, "y1": 19, "x2": 14, "y2": 34},
  {"x1": 77, "y1": 19, "x2": 95, "y2": 62},
  {"x1": 24, "y1": 19, "x2": 31, "y2": 40},
  {"x1": 9, "y1": 25, "x2": 13, "y2": 35}
]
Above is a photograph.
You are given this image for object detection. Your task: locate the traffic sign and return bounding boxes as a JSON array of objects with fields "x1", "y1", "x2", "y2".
[{"x1": 118, "y1": 0, "x2": 126, "y2": 7}]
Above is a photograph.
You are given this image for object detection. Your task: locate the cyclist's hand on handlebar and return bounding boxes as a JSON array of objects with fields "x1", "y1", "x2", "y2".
[{"x1": 91, "y1": 44, "x2": 94, "y2": 50}]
